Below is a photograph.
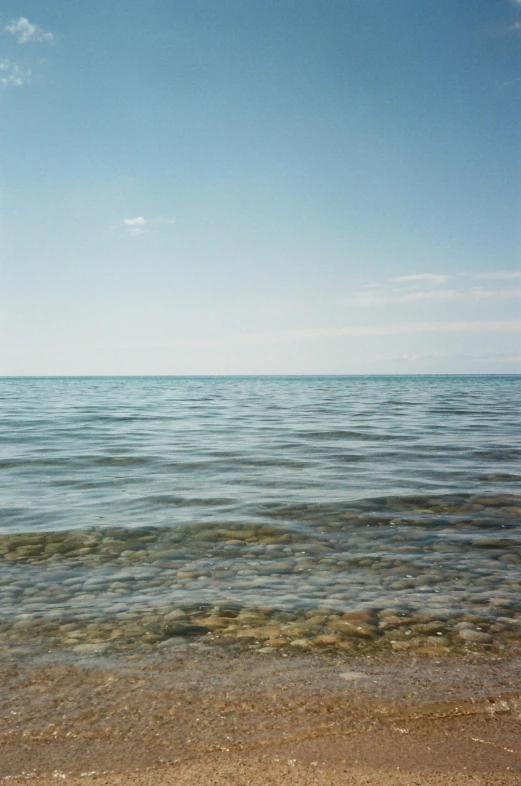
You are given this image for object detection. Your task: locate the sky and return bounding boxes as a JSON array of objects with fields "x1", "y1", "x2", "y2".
[{"x1": 0, "y1": 0, "x2": 520, "y2": 375}]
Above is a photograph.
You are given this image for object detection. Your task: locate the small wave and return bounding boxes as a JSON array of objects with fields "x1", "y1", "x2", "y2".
[
  {"x1": 141, "y1": 495, "x2": 234, "y2": 507},
  {"x1": 92, "y1": 456, "x2": 150, "y2": 465},
  {"x1": 298, "y1": 430, "x2": 401, "y2": 441},
  {"x1": 478, "y1": 473, "x2": 521, "y2": 483}
]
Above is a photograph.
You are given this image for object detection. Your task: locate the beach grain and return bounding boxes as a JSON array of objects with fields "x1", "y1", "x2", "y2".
[{"x1": 2, "y1": 650, "x2": 520, "y2": 785}]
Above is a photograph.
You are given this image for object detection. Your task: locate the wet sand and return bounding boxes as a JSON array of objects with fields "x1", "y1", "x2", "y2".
[{"x1": 2, "y1": 649, "x2": 521, "y2": 785}]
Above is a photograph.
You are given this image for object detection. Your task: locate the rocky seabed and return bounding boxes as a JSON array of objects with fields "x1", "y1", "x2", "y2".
[{"x1": 1, "y1": 493, "x2": 520, "y2": 658}]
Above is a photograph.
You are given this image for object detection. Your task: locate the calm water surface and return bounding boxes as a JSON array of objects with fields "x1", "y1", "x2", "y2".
[{"x1": 0, "y1": 376, "x2": 520, "y2": 654}]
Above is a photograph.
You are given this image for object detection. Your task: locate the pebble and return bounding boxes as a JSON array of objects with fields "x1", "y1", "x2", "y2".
[
  {"x1": 458, "y1": 629, "x2": 493, "y2": 644},
  {"x1": 0, "y1": 493, "x2": 520, "y2": 657},
  {"x1": 72, "y1": 643, "x2": 108, "y2": 655}
]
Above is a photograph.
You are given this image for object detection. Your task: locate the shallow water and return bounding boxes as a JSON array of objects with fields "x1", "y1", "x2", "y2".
[{"x1": 1, "y1": 376, "x2": 520, "y2": 656}]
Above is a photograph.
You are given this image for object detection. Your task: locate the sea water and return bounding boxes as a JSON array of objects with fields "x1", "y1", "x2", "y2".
[{"x1": 0, "y1": 375, "x2": 520, "y2": 655}]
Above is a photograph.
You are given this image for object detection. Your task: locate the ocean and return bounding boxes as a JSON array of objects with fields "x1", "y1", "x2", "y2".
[{"x1": 1, "y1": 375, "x2": 520, "y2": 656}]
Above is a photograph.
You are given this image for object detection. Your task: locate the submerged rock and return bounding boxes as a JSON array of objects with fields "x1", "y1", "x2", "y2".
[{"x1": 458, "y1": 629, "x2": 493, "y2": 644}]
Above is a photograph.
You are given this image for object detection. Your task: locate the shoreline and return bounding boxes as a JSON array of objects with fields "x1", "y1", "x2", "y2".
[
  {"x1": 2, "y1": 491, "x2": 520, "y2": 661},
  {"x1": 2, "y1": 648, "x2": 520, "y2": 784}
]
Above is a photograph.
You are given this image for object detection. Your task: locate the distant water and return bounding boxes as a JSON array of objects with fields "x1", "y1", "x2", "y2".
[{"x1": 0, "y1": 376, "x2": 520, "y2": 654}]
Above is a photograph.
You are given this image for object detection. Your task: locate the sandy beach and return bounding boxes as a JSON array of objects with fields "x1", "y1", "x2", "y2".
[{"x1": 2, "y1": 648, "x2": 520, "y2": 785}]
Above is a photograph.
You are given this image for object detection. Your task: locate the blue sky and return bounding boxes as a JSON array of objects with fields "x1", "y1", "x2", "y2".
[{"x1": 1, "y1": 0, "x2": 520, "y2": 374}]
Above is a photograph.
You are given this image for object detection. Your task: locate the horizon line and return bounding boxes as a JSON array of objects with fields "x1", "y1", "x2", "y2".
[{"x1": 1, "y1": 373, "x2": 520, "y2": 379}]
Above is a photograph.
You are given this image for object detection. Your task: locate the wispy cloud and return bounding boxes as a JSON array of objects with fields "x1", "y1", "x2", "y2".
[
  {"x1": 347, "y1": 287, "x2": 521, "y2": 306},
  {"x1": 286, "y1": 321, "x2": 521, "y2": 340},
  {"x1": 0, "y1": 59, "x2": 30, "y2": 87},
  {"x1": 392, "y1": 273, "x2": 451, "y2": 285},
  {"x1": 390, "y1": 271, "x2": 521, "y2": 283},
  {"x1": 469, "y1": 287, "x2": 521, "y2": 299},
  {"x1": 32, "y1": 320, "x2": 521, "y2": 357},
  {"x1": 138, "y1": 320, "x2": 521, "y2": 347},
  {"x1": 472, "y1": 271, "x2": 521, "y2": 280},
  {"x1": 5, "y1": 17, "x2": 54, "y2": 44},
  {"x1": 349, "y1": 289, "x2": 458, "y2": 306},
  {"x1": 476, "y1": 353, "x2": 521, "y2": 363},
  {"x1": 123, "y1": 217, "x2": 146, "y2": 236},
  {"x1": 343, "y1": 271, "x2": 521, "y2": 307},
  {"x1": 114, "y1": 216, "x2": 174, "y2": 237},
  {"x1": 365, "y1": 350, "x2": 521, "y2": 365},
  {"x1": 367, "y1": 351, "x2": 444, "y2": 363}
]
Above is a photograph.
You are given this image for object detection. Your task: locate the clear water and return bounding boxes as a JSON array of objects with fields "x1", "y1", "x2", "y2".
[
  {"x1": 0, "y1": 376, "x2": 520, "y2": 650},
  {"x1": 2, "y1": 375, "x2": 520, "y2": 533}
]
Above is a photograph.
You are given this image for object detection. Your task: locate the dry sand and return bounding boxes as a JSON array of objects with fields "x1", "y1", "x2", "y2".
[{"x1": 1, "y1": 648, "x2": 521, "y2": 785}]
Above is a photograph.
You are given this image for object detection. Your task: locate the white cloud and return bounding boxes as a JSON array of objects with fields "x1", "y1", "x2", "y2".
[
  {"x1": 349, "y1": 289, "x2": 458, "y2": 306},
  {"x1": 122, "y1": 217, "x2": 146, "y2": 236},
  {"x1": 286, "y1": 321, "x2": 521, "y2": 340},
  {"x1": 155, "y1": 318, "x2": 521, "y2": 346},
  {"x1": 0, "y1": 59, "x2": 30, "y2": 87},
  {"x1": 469, "y1": 287, "x2": 521, "y2": 299},
  {"x1": 344, "y1": 270, "x2": 521, "y2": 307},
  {"x1": 31, "y1": 320, "x2": 521, "y2": 358},
  {"x1": 476, "y1": 353, "x2": 521, "y2": 363},
  {"x1": 365, "y1": 350, "x2": 521, "y2": 366},
  {"x1": 113, "y1": 216, "x2": 173, "y2": 237},
  {"x1": 392, "y1": 273, "x2": 451, "y2": 285},
  {"x1": 389, "y1": 271, "x2": 520, "y2": 284},
  {"x1": 347, "y1": 287, "x2": 521, "y2": 306},
  {"x1": 472, "y1": 271, "x2": 521, "y2": 280},
  {"x1": 5, "y1": 17, "x2": 54, "y2": 44}
]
